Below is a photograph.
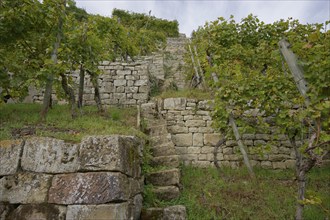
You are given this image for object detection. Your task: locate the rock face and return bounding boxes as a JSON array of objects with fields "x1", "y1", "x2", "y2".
[
  {"x1": 22, "y1": 137, "x2": 79, "y2": 173},
  {"x1": 141, "y1": 205, "x2": 187, "y2": 220},
  {"x1": 66, "y1": 204, "x2": 128, "y2": 220},
  {"x1": 0, "y1": 135, "x2": 143, "y2": 220},
  {"x1": 79, "y1": 136, "x2": 142, "y2": 177},
  {"x1": 6, "y1": 204, "x2": 66, "y2": 220},
  {"x1": 48, "y1": 172, "x2": 129, "y2": 205},
  {"x1": 0, "y1": 173, "x2": 52, "y2": 203},
  {"x1": 0, "y1": 140, "x2": 23, "y2": 175}
]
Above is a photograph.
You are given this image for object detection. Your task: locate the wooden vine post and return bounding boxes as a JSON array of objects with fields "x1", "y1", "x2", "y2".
[
  {"x1": 279, "y1": 38, "x2": 312, "y2": 220},
  {"x1": 212, "y1": 72, "x2": 255, "y2": 178}
]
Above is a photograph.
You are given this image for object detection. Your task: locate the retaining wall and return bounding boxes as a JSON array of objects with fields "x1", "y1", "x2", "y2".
[
  {"x1": 158, "y1": 98, "x2": 297, "y2": 169},
  {"x1": 0, "y1": 135, "x2": 143, "y2": 220}
]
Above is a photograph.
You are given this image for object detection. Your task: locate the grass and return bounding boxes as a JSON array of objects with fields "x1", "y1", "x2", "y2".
[
  {"x1": 0, "y1": 103, "x2": 145, "y2": 142},
  {"x1": 156, "y1": 88, "x2": 213, "y2": 100},
  {"x1": 148, "y1": 165, "x2": 330, "y2": 220}
]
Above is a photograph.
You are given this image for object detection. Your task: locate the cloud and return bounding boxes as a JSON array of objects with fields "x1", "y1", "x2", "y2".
[{"x1": 75, "y1": 0, "x2": 330, "y2": 36}]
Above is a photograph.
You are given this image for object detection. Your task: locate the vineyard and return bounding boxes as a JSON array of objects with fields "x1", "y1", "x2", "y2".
[
  {"x1": 186, "y1": 14, "x2": 329, "y2": 219},
  {"x1": 0, "y1": 1, "x2": 329, "y2": 219},
  {"x1": 0, "y1": 0, "x2": 178, "y2": 118}
]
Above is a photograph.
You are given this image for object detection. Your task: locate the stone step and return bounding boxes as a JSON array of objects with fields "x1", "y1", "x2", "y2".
[
  {"x1": 152, "y1": 186, "x2": 180, "y2": 201},
  {"x1": 151, "y1": 155, "x2": 180, "y2": 168},
  {"x1": 146, "y1": 168, "x2": 180, "y2": 186},
  {"x1": 141, "y1": 206, "x2": 187, "y2": 220},
  {"x1": 151, "y1": 142, "x2": 176, "y2": 157}
]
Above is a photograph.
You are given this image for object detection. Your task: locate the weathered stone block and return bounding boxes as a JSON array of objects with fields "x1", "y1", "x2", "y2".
[
  {"x1": 127, "y1": 80, "x2": 134, "y2": 86},
  {"x1": 66, "y1": 204, "x2": 128, "y2": 220},
  {"x1": 152, "y1": 186, "x2": 180, "y2": 201},
  {"x1": 129, "y1": 194, "x2": 143, "y2": 220},
  {"x1": 203, "y1": 115, "x2": 212, "y2": 121},
  {"x1": 186, "y1": 102, "x2": 196, "y2": 107},
  {"x1": 192, "y1": 160, "x2": 213, "y2": 167},
  {"x1": 0, "y1": 173, "x2": 52, "y2": 203},
  {"x1": 171, "y1": 133, "x2": 192, "y2": 147},
  {"x1": 198, "y1": 100, "x2": 214, "y2": 110},
  {"x1": 151, "y1": 155, "x2": 180, "y2": 168},
  {"x1": 187, "y1": 147, "x2": 201, "y2": 154},
  {"x1": 139, "y1": 85, "x2": 149, "y2": 93},
  {"x1": 196, "y1": 110, "x2": 209, "y2": 116},
  {"x1": 163, "y1": 205, "x2": 187, "y2": 220},
  {"x1": 48, "y1": 172, "x2": 129, "y2": 204},
  {"x1": 193, "y1": 133, "x2": 203, "y2": 146},
  {"x1": 285, "y1": 160, "x2": 296, "y2": 169},
  {"x1": 272, "y1": 162, "x2": 286, "y2": 169},
  {"x1": 180, "y1": 154, "x2": 198, "y2": 161},
  {"x1": 204, "y1": 133, "x2": 221, "y2": 146},
  {"x1": 256, "y1": 134, "x2": 271, "y2": 141},
  {"x1": 22, "y1": 137, "x2": 79, "y2": 173},
  {"x1": 242, "y1": 133, "x2": 255, "y2": 140},
  {"x1": 117, "y1": 70, "x2": 132, "y2": 76},
  {"x1": 180, "y1": 110, "x2": 194, "y2": 116},
  {"x1": 279, "y1": 147, "x2": 292, "y2": 154},
  {"x1": 198, "y1": 153, "x2": 214, "y2": 161},
  {"x1": 168, "y1": 125, "x2": 188, "y2": 134},
  {"x1": 7, "y1": 204, "x2": 66, "y2": 220},
  {"x1": 201, "y1": 146, "x2": 214, "y2": 154},
  {"x1": 223, "y1": 147, "x2": 234, "y2": 155},
  {"x1": 79, "y1": 136, "x2": 141, "y2": 177},
  {"x1": 125, "y1": 86, "x2": 138, "y2": 93},
  {"x1": 175, "y1": 147, "x2": 187, "y2": 155},
  {"x1": 188, "y1": 127, "x2": 199, "y2": 133},
  {"x1": 113, "y1": 79, "x2": 127, "y2": 86},
  {"x1": 243, "y1": 140, "x2": 254, "y2": 146},
  {"x1": 198, "y1": 127, "x2": 214, "y2": 133},
  {"x1": 141, "y1": 208, "x2": 164, "y2": 220},
  {"x1": 133, "y1": 93, "x2": 148, "y2": 100},
  {"x1": 129, "y1": 178, "x2": 142, "y2": 198},
  {"x1": 185, "y1": 120, "x2": 205, "y2": 127},
  {"x1": 261, "y1": 161, "x2": 272, "y2": 169},
  {"x1": 269, "y1": 154, "x2": 290, "y2": 161},
  {"x1": 113, "y1": 93, "x2": 126, "y2": 101},
  {"x1": 0, "y1": 140, "x2": 22, "y2": 175},
  {"x1": 183, "y1": 115, "x2": 202, "y2": 120},
  {"x1": 224, "y1": 154, "x2": 242, "y2": 161},
  {"x1": 164, "y1": 98, "x2": 186, "y2": 110},
  {"x1": 134, "y1": 80, "x2": 148, "y2": 86},
  {"x1": 216, "y1": 153, "x2": 224, "y2": 161},
  {"x1": 116, "y1": 86, "x2": 125, "y2": 93},
  {"x1": 254, "y1": 140, "x2": 266, "y2": 146},
  {"x1": 147, "y1": 169, "x2": 180, "y2": 186}
]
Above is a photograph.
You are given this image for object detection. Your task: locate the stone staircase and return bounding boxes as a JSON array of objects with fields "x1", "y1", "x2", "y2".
[{"x1": 140, "y1": 101, "x2": 186, "y2": 219}]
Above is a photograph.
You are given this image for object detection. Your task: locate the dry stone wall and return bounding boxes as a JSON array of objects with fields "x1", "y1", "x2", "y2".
[
  {"x1": 157, "y1": 98, "x2": 297, "y2": 169},
  {"x1": 33, "y1": 61, "x2": 150, "y2": 106},
  {"x1": 31, "y1": 35, "x2": 188, "y2": 106},
  {"x1": 0, "y1": 136, "x2": 143, "y2": 220}
]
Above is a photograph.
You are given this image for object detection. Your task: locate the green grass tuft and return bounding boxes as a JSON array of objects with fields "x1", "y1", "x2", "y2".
[
  {"x1": 152, "y1": 165, "x2": 329, "y2": 219},
  {"x1": 0, "y1": 103, "x2": 145, "y2": 142}
]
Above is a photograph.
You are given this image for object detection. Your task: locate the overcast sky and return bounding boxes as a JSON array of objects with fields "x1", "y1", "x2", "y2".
[{"x1": 75, "y1": 0, "x2": 330, "y2": 37}]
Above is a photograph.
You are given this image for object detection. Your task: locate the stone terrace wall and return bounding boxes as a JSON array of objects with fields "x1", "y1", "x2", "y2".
[
  {"x1": 0, "y1": 135, "x2": 143, "y2": 220},
  {"x1": 31, "y1": 35, "x2": 188, "y2": 107},
  {"x1": 158, "y1": 98, "x2": 296, "y2": 169},
  {"x1": 33, "y1": 61, "x2": 150, "y2": 106}
]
